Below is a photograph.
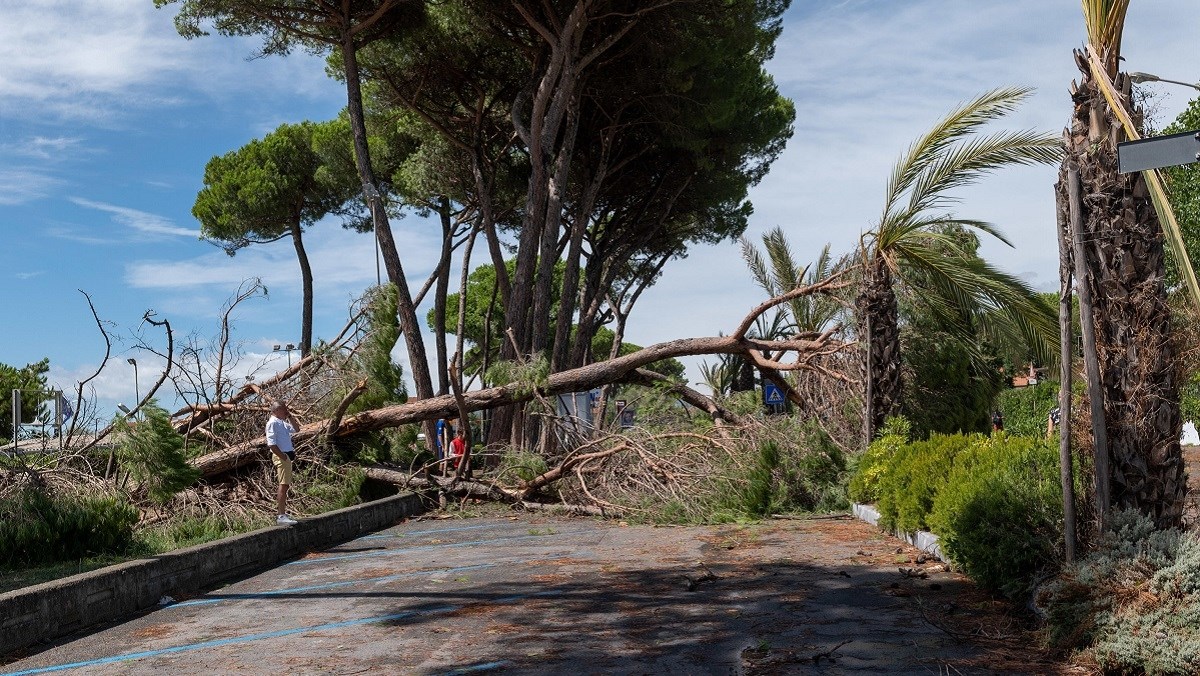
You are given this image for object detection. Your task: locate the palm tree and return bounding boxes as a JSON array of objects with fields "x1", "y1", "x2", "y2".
[
  {"x1": 742, "y1": 228, "x2": 845, "y2": 335},
  {"x1": 859, "y1": 88, "x2": 1062, "y2": 440},
  {"x1": 1058, "y1": 0, "x2": 1188, "y2": 528}
]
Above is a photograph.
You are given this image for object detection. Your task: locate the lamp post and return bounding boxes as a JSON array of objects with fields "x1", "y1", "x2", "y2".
[
  {"x1": 127, "y1": 358, "x2": 139, "y2": 419},
  {"x1": 1128, "y1": 71, "x2": 1200, "y2": 92},
  {"x1": 273, "y1": 343, "x2": 298, "y2": 368}
]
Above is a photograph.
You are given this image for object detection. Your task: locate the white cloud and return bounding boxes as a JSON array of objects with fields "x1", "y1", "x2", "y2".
[
  {"x1": 126, "y1": 217, "x2": 441, "y2": 293},
  {"x1": 0, "y1": 168, "x2": 64, "y2": 205},
  {"x1": 45, "y1": 225, "x2": 119, "y2": 246},
  {"x1": 70, "y1": 197, "x2": 198, "y2": 239},
  {"x1": 3, "y1": 136, "x2": 85, "y2": 161},
  {"x1": 0, "y1": 1, "x2": 341, "y2": 124}
]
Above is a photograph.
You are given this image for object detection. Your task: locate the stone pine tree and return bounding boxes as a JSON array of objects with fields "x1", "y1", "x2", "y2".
[
  {"x1": 193, "y1": 121, "x2": 358, "y2": 356},
  {"x1": 1057, "y1": 0, "x2": 1188, "y2": 528},
  {"x1": 158, "y1": 0, "x2": 438, "y2": 443}
]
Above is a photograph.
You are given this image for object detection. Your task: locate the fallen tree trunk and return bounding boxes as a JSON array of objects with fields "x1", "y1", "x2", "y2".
[
  {"x1": 364, "y1": 466, "x2": 518, "y2": 502},
  {"x1": 191, "y1": 332, "x2": 846, "y2": 478},
  {"x1": 625, "y1": 368, "x2": 744, "y2": 429},
  {"x1": 189, "y1": 277, "x2": 851, "y2": 478}
]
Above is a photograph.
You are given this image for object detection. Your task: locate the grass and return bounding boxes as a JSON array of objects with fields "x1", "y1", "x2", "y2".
[
  {"x1": 1, "y1": 513, "x2": 272, "y2": 595},
  {"x1": 1, "y1": 555, "x2": 133, "y2": 594}
]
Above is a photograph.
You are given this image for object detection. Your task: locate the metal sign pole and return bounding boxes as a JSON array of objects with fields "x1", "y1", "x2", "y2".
[
  {"x1": 11, "y1": 389, "x2": 20, "y2": 453},
  {"x1": 55, "y1": 390, "x2": 63, "y2": 451}
]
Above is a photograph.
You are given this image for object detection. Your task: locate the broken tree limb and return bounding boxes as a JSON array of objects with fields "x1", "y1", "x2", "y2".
[
  {"x1": 327, "y1": 379, "x2": 368, "y2": 437},
  {"x1": 519, "y1": 443, "x2": 626, "y2": 500},
  {"x1": 364, "y1": 466, "x2": 518, "y2": 502},
  {"x1": 364, "y1": 466, "x2": 608, "y2": 515},
  {"x1": 187, "y1": 282, "x2": 852, "y2": 479},
  {"x1": 623, "y1": 368, "x2": 744, "y2": 429},
  {"x1": 190, "y1": 332, "x2": 848, "y2": 478},
  {"x1": 171, "y1": 354, "x2": 318, "y2": 433}
]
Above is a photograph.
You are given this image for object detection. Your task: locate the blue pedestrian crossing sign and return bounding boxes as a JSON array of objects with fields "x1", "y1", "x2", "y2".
[{"x1": 763, "y1": 382, "x2": 785, "y2": 406}]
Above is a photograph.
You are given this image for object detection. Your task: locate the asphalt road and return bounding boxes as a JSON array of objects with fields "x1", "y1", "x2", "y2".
[{"x1": 1, "y1": 513, "x2": 1062, "y2": 675}]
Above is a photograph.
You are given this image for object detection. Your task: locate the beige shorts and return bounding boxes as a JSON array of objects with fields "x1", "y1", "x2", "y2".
[{"x1": 272, "y1": 453, "x2": 294, "y2": 485}]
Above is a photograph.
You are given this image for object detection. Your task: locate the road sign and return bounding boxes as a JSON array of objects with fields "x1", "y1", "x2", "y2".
[
  {"x1": 763, "y1": 382, "x2": 785, "y2": 406},
  {"x1": 1117, "y1": 129, "x2": 1200, "y2": 174}
]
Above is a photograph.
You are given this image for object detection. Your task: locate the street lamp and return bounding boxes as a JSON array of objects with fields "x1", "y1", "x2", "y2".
[
  {"x1": 273, "y1": 343, "x2": 298, "y2": 368},
  {"x1": 1129, "y1": 71, "x2": 1200, "y2": 92},
  {"x1": 127, "y1": 358, "x2": 139, "y2": 419}
]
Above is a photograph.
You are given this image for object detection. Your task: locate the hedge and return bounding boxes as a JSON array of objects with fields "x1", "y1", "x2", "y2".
[{"x1": 851, "y1": 430, "x2": 1068, "y2": 597}]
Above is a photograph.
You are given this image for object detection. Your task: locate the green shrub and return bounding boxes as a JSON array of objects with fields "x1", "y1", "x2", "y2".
[
  {"x1": 927, "y1": 434, "x2": 1064, "y2": 597},
  {"x1": 874, "y1": 432, "x2": 973, "y2": 533},
  {"x1": 848, "y1": 416, "x2": 912, "y2": 504},
  {"x1": 713, "y1": 422, "x2": 849, "y2": 519},
  {"x1": 0, "y1": 489, "x2": 138, "y2": 567},
  {"x1": 997, "y1": 381, "x2": 1059, "y2": 438},
  {"x1": 739, "y1": 440, "x2": 780, "y2": 517},
  {"x1": 779, "y1": 421, "x2": 848, "y2": 513},
  {"x1": 1042, "y1": 510, "x2": 1200, "y2": 675}
]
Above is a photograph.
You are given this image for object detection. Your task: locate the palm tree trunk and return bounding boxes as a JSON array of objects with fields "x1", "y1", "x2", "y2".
[
  {"x1": 858, "y1": 257, "x2": 901, "y2": 439},
  {"x1": 1054, "y1": 162, "x2": 1077, "y2": 562},
  {"x1": 1064, "y1": 51, "x2": 1186, "y2": 528}
]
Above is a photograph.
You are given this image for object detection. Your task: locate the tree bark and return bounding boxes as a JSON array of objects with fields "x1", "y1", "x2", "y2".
[
  {"x1": 1055, "y1": 167, "x2": 1077, "y2": 563},
  {"x1": 433, "y1": 197, "x2": 454, "y2": 396},
  {"x1": 1063, "y1": 50, "x2": 1186, "y2": 528},
  {"x1": 340, "y1": 36, "x2": 437, "y2": 451},
  {"x1": 1067, "y1": 162, "x2": 1109, "y2": 530},
  {"x1": 858, "y1": 256, "x2": 901, "y2": 439},
  {"x1": 289, "y1": 220, "x2": 314, "y2": 356}
]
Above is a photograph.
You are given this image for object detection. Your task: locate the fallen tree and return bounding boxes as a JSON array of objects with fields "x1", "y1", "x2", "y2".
[{"x1": 189, "y1": 277, "x2": 852, "y2": 479}]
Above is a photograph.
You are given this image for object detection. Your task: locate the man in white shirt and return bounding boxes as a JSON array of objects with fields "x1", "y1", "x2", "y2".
[{"x1": 265, "y1": 401, "x2": 301, "y2": 525}]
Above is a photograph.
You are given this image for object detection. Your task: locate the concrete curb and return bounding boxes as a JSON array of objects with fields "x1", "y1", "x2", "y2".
[
  {"x1": 0, "y1": 491, "x2": 430, "y2": 658},
  {"x1": 852, "y1": 503, "x2": 945, "y2": 562}
]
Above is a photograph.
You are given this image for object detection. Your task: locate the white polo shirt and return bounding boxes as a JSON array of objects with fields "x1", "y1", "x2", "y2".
[{"x1": 265, "y1": 416, "x2": 295, "y2": 454}]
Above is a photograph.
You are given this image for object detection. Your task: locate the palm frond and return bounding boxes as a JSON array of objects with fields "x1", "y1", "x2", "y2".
[
  {"x1": 905, "y1": 130, "x2": 1062, "y2": 216},
  {"x1": 894, "y1": 241, "x2": 1058, "y2": 364},
  {"x1": 881, "y1": 87, "x2": 1036, "y2": 223},
  {"x1": 740, "y1": 235, "x2": 776, "y2": 297},
  {"x1": 762, "y1": 226, "x2": 803, "y2": 294},
  {"x1": 1081, "y1": 0, "x2": 1129, "y2": 74}
]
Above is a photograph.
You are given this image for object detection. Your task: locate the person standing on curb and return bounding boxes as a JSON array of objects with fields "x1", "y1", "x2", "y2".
[{"x1": 266, "y1": 401, "x2": 301, "y2": 525}]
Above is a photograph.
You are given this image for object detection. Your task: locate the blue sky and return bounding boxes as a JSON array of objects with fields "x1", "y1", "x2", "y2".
[{"x1": 1, "y1": 0, "x2": 1198, "y2": 418}]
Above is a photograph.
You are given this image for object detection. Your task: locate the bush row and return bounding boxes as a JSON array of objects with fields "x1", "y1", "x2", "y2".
[
  {"x1": 0, "y1": 488, "x2": 139, "y2": 568},
  {"x1": 850, "y1": 422, "x2": 1069, "y2": 597}
]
